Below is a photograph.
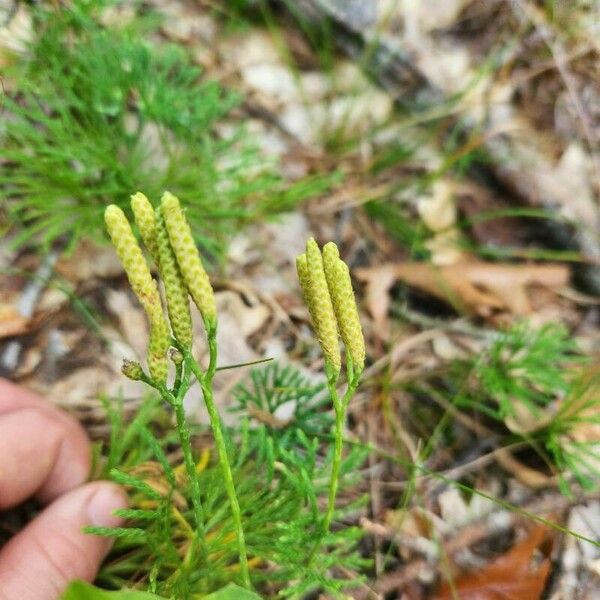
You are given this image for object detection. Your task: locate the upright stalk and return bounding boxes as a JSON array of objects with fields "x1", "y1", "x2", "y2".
[
  {"x1": 323, "y1": 396, "x2": 344, "y2": 537},
  {"x1": 309, "y1": 360, "x2": 361, "y2": 564},
  {"x1": 164, "y1": 369, "x2": 208, "y2": 568},
  {"x1": 186, "y1": 333, "x2": 251, "y2": 588},
  {"x1": 173, "y1": 399, "x2": 208, "y2": 566}
]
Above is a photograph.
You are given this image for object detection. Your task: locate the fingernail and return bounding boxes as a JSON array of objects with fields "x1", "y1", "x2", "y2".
[{"x1": 87, "y1": 485, "x2": 127, "y2": 527}]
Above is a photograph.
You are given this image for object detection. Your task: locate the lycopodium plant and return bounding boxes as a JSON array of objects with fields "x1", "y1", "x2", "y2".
[
  {"x1": 81, "y1": 192, "x2": 368, "y2": 597},
  {"x1": 296, "y1": 239, "x2": 365, "y2": 557},
  {"x1": 105, "y1": 192, "x2": 249, "y2": 586}
]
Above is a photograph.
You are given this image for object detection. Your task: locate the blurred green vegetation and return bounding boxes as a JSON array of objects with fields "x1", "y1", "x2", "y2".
[{"x1": 0, "y1": 0, "x2": 334, "y2": 259}]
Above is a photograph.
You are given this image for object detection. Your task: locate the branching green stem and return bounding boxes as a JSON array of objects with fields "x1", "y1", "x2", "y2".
[{"x1": 184, "y1": 331, "x2": 251, "y2": 588}]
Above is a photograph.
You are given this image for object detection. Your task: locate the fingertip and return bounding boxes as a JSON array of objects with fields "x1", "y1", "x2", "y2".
[
  {"x1": 0, "y1": 482, "x2": 128, "y2": 599},
  {"x1": 86, "y1": 482, "x2": 129, "y2": 528}
]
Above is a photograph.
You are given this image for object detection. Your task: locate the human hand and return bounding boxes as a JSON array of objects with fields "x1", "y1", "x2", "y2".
[{"x1": 0, "y1": 378, "x2": 127, "y2": 600}]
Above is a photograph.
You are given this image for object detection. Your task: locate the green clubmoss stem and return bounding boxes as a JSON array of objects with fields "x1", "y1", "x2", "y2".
[
  {"x1": 154, "y1": 373, "x2": 208, "y2": 570},
  {"x1": 309, "y1": 359, "x2": 360, "y2": 565},
  {"x1": 184, "y1": 336, "x2": 250, "y2": 588},
  {"x1": 325, "y1": 397, "x2": 344, "y2": 537}
]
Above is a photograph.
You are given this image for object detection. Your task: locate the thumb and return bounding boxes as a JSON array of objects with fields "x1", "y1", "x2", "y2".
[{"x1": 0, "y1": 482, "x2": 127, "y2": 600}]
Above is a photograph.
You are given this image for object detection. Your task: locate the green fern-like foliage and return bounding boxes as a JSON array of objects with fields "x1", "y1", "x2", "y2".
[
  {"x1": 0, "y1": 0, "x2": 332, "y2": 257},
  {"x1": 471, "y1": 322, "x2": 581, "y2": 419},
  {"x1": 93, "y1": 364, "x2": 368, "y2": 597},
  {"x1": 231, "y1": 363, "x2": 334, "y2": 461},
  {"x1": 451, "y1": 321, "x2": 599, "y2": 494}
]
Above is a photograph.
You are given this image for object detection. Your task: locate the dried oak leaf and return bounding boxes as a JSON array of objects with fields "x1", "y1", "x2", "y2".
[
  {"x1": 355, "y1": 262, "x2": 569, "y2": 322},
  {"x1": 434, "y1": 524, "x2": 552, "y2": 600}
]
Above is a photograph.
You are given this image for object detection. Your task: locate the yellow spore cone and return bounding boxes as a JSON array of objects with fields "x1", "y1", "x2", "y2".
[
  {"x1": 155, "y1": 207, "x2": 193, "y2": 348},
  {"x1": 161, "y1": 192, "x2": 217, "y2": 331},
  {"x1": 296, "y1": 252, "x2": 320, "y2": 337},
  {"x1": 131, "y1": 192, "x2": 159, "y2": 264},
  {"x1": 304, "y1": 238, "x2": 341, "y2": 374},
  {"x1": 105, "y1": 205, "x2": 170, "y2": 383},
  {"x1": 296, "y1": 253, "x2": 313, "y2": 313},
  {"x1": 323, "y1": 242, "x2": 365, "y2": 372}
]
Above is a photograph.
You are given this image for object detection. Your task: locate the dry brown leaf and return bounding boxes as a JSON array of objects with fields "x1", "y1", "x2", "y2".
[
  {"x1": 0, "y1": 304, "x2": 30, "y2": 339},
  {"x1": 355, "y1": 262, "x2": 569, "y2": 320},
  {"x1": 209, "y1": 293, "x2": 264, "y2": 375},
  {"x1": 186, "y1": 290, "x2": 272, "y2": 425},
  {"x1": 55, "y1": 239, "x2": 123, "y2": 282},
  {"x1": 158, "y1": 2, "x2": 215, "y2": 45},
  {"x1": 434, "y1": 524, "x2": 552, "y2": 600},
  {"x1": 503, "y1": 400, "x2": 555, "y2": 436},
  {"x1": 355, "y1": 264, "x2": 398, "y2": 337}
]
